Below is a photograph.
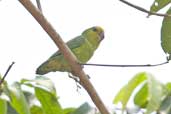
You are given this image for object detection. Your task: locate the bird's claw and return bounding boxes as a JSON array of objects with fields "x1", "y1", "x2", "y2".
[
  {"x1": 68, "y1": 73, "x2": 91, "y2": 91},
  {"x1": 68, "y1": 73, "x2": 82, "y2": 91},
  {"x1": 86, "y1": 74, "x2": 90, "y2": 79}
]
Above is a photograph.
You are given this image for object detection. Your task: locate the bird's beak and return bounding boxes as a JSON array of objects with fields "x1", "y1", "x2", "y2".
[{"x1": 99, "y1": 32, "x2": 104, "y2": 41}]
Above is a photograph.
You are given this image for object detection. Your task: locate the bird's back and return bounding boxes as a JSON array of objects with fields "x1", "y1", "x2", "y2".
[
  {"x1": 36, "y1": 26, "x2": 104, "y2": 75},
  {"x1": 36, "y1": 36, "x2": 94, "y2": 74}
]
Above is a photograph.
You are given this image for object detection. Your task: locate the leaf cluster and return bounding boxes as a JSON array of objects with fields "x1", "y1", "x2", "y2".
[
  {"x1": 0, "y1": 76, "x2": 92, "y2": 114},
  {"x1": 113, "y1": 72, "x2": 171, "y2": 114},
  {"x1": 150, "y1": 0, "x2": 171, "y2": 60}
]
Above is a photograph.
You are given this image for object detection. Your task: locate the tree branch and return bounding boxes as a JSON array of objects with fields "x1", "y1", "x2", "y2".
[
  {"x1": 81, "y1": 61, "x2": 169, "y2": 67},
  {"x1": 18, "y1": 0, "x2": 110, "y2": 114},
  {"x1": 119, "y1": 0, "x2": 171, "y2": 17},
  {"x1": 0, "y1": 62, "x2": 15, "y2": 86}
]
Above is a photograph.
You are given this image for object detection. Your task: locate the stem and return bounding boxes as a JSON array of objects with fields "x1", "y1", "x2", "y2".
[
  {"x1": 81, "y1": 61, "x2": 169, "y2": 67},
  {"x1": 120, "y1": 0, "x2": 171, "y2": 17},
  {"x1": 18, "y1": 0, "x2": 110, "y2": 114},
  {"x1": 0, "y1": 62, "x2": 15, "y2": 86}
]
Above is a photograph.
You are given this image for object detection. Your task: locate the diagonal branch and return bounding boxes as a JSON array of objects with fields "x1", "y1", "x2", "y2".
[
  {"x1": 18, "y1": 0, "x2": 110, "y2": 114},
  {"x1": 120, "y1": 0, "x2": 171, "y2": 17},
  {"x1": 0, "y1": 62, "x2": 15, "y2": 86}
]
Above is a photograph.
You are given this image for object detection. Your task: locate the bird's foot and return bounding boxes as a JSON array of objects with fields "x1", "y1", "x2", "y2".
[
  {"x1": 68, "y1": 73, "x2": 90, "y2": 91},
  {"x1": 68, "y1": 73, "x2": 81, "y2": 91},
  {"x1": 77, "y1": 62, "x2": 84, "y2": 69},
  {"x1": 86, "y1": 74, "x2": 90, "y2": 79}
]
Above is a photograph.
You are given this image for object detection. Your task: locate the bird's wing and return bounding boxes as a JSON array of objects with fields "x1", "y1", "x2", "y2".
[{"x1": 50, "y1": 35, "x2": 85, "y2": 58}]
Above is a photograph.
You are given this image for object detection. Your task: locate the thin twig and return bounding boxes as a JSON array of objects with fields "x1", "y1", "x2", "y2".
[
  {"x1": 18, "y1": 0, "x2": 110, "y2": 114},
  {"x1": 0, "y1": 62, "x2": 15, "y2": 86},
  {"x1": 120, "y1": 0, "x2": 171, "y2": 17},
  {"x1": 36, "y1": 0, "x2": 42, "y2": 12},
  {"x1": 81, "y1": 61, "x2": 169, "y2": 67}
]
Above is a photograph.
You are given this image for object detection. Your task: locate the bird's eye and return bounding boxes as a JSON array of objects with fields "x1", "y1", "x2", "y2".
[{"x1": 92, "y1": 27, "x2": 98, "y2": 32}]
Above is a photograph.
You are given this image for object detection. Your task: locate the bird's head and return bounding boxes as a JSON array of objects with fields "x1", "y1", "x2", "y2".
[{"x1": 82, "y1": 26, "x2": 104, "y2": 42}]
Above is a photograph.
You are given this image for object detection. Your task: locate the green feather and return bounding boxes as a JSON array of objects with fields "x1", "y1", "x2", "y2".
[{"x1": 36, "y1": 26, "x2": 104, "y2": 75}]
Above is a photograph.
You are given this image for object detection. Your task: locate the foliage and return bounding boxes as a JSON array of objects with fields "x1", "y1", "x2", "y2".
[
  {"x1": 150, "y1": 0, "x2": 171, "y2": 13},
  {"x1": 0, "y1": 76, "x2": 92, "y2": 114},
  {"x1": 149, "y1": 0, "x2": 171, "y2": 60},
  {"x1": 112, "y1": 2, "x2": 171, "y2": 113},
  {"x1": 161, "y1": 7, "x2": 171, "y2": 60},
  {"x1": 113, "y1": 72, "x2": 171, "y2": 114},
  {"x1": 0, "y1": 72, "x2": 170, "y2": 114}
]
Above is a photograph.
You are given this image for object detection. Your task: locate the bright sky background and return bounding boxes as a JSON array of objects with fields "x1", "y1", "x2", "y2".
[{"x1": 0, "y1": 0, "x2": 171, "y2": 108}]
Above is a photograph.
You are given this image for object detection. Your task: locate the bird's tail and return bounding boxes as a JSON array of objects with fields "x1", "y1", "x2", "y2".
[
  {"x1": 36, "y1": 60, "x2": 51, "y2": 75},
  {"x1": 36, "y1": 57, "x2": 72, "y2": 75}
]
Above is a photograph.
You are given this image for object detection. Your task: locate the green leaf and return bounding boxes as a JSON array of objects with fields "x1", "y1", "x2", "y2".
[
  {"x1": 134, "y1": 83, "x2": 149, "y2": 108},
  {"x1": 158, "y1": 96, "x2": 171, "y2": 114},
  {"x1": 8, "y1": 82, "x2": 30, "y2": 114},
  {"x1": 134, "y1": 75, "x2": 168, "y2": 114},
  {"x1": 30, "y1": 105, "x2": 44, "y2": 114},
  {"x1": 134, "y1": 74, "x2": 167, "y2": 114},
  {"x1": 113, "y1": 72, "x2": 148, "y2": 109},
  {"x1": 0, "y1": 98, "x2": 7, "y2": 114},
  {"x1": 63, "y1": 108, "x2": 76, "y2": 114},
  {"x1": 166, "y1": 82, "x2": 171, "y2": 93},
  {"x1": 114, "y1": 72, "x2": 168, "y2": 114},
  {"x1": 145, "y1": 75, "x2": 167, "y2": 114},
  {"x1": 23, "y1": 91, "x2": 35, "y2": 105},
  {"x1": 7, "y1": 103, "x2": 18, "y2": 114},
  {"x1": 161, "y1": 8, "x2": 171, "y2": 60},
  {"x1": 21, "y1": 76, "x2": 56, "y2": 95},
  {"x1": 35, "y1": 87, "x2": 64, "y2": 114},
  {"x1": 20, "y1": 79, "x2": 34, "y2": 88},
  {"x1": 71, "y1": 102, "x2": 92, "y2": 114},
  {"x1": 150, "y1": 0, "x2": 171, "y2": 13}
]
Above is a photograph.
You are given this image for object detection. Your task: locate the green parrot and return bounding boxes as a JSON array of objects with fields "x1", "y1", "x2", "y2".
[{"x1": 36, "y1": 26, "x2": 104, "y2": 75}]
